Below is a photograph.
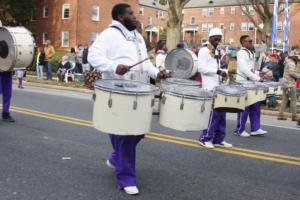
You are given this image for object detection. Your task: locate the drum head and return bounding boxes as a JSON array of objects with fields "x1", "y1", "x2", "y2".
[
  {"x1": 215, "y1": 85, "x2": 246, "y2": 97},
  {"x1": 163, "y1": 78, "x2": 201, "y2": 86},
  {"x1": 162, "y1": 84, "x2": 212, "y2": 100},
  {"x1": 165, "y1": 49, "x2": 195, "y2": 79},
  {"x1": 263, "y1": 81, "x2": 282, "y2": 87},
  {"x1": 0, "y1": 27, "x2": 35, "y2": 71},
  {"x1": 234, "y1": 80, "x2": 268, "y2": 90},
  {"x1": 95, "y1": 79, "x2": 157, "y2": 94}
]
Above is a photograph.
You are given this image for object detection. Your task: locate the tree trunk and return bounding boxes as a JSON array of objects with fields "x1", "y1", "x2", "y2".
[
  {"x1": 166, "y1": 1, "x2": 186, "y2": 51},
  {"x1": 262, "y1": 17, "x2": 272, "y2": 47}
]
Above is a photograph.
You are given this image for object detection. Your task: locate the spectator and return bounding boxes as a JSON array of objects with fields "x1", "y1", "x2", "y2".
[
  {"x1": 220, "y1": 48, "x2": 230, "y2": 69},
  {"x1": 57, "y1": 55, "x2": 72, "y2": 82},
  {"x1": 82, "y1": 43, "x2": 90, "y2": 72},
  {"x1": 44, "y1": 40, "x2": 55, "y2": 80},
  {"x1": 155, "y1": 42, "x2": 167, "y2": 71},
  {"x1": 258, "y1": 51, "x2": 269, "y2": 71},
  {"x1": 36, "y1": 47, "x2": 45, "y2": 80},
  {"x1": 278, "y1": 52, "x2": 288, "y2": 80},
  {"x1": 277, "y1": 50, "x2": 300, "y2": 121},
  {"x1": 15, "y1": 68, "x2": 25, "y2": 89},
  {"x1": 266, "y1": 54, "x2": 280, "y2": 81},
  {"x1": 67, "y1": 47, "x2": 77, "y2": 67}
]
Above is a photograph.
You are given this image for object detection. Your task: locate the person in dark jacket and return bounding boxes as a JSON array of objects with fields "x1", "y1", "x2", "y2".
[
  {"x1": 278, "y1": 52, "x2": 288, "y2": 79},
  {"x1": 220, "y1": 48, "x2": 230, "y2": 69},
  {"x1": 57, "y1": 55, "x2": 72, "y2": 82},
  {"x1": 267, "y1": 54, "x2": 280, "y2": 82},
  {"x1": 36, "y1": 47, "x2": 45, "y2": 80}
]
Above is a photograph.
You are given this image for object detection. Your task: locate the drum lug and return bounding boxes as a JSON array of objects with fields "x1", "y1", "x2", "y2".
[
  {"x1": 245, "y1": 96, "x2": 248, "y2": 100},
  {"x1": 201, "y1": 101, "x2": 205, "y2": 113},
  {"x1": 92, "y1": 93, "x2": 96, "y2": 101},
  {"x1": 133, "y1": 93, "x2": 138, "y2": 110},
  {"x1": 225, "y1": 96, "x2": 227, "y2": 102},
  {"x1": 237, "y1": 97, "x2": 240, "y2": 103},
  {"x1": 255, "y1": 89, "x2": 258, "y2": 95},
  {"x1": 108, "y1": 91, "x2": 113, "y2": 108},
  {"x1": 151, "y1": 99, "x2": 155, "y2": 107},
  {"x1": 180, "y1": 96, "x2": 184, "y2": 110},
  {"x1": 161, "y1": 95, "x2": 166, "y2": 104}
]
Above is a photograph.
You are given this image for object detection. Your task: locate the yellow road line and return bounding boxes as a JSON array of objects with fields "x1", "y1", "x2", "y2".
[
  {"x1": 146, "y1": 135, "x2": 300, "y2": 166},
  {"x1": 8, "y1": 106, "x2": 300, "y2": 166},
  {"x1": 147, "y1": 132, "x2": 300, "y2": 162}
]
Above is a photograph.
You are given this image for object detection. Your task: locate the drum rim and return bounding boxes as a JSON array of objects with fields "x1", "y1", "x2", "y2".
[
  {"x1": 94, "y1": 79, "x2": 158, "y2": 95},
  {"x1": 214, "y1": 85, "x2": 247, "y2": 97},
  {"x1": 162, "y1": 78, "x2": 201, "y2": 86},
  {"x1": 162, "y1": 90, "x2": 213, "y2": 100},
  {"x1": 164, "y1": 48, "x2": 194, "y2": 79},
  {"x1": 232, "y1": 81, "x2": 268, "y2": 91}
]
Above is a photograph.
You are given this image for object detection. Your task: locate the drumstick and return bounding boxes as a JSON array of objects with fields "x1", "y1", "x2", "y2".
[{"x1": 128, "y1": 58, "x2": 149, "y2": 70}]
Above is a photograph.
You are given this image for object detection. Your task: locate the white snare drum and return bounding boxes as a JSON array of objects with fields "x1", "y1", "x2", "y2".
[
  {"x1": 93, "y1": 79, "x2": 157, "y2": 135},
  {"x1": 162, "y1": 77, "x2": 201, "y2": 87},
  {"x1": 234, "y1": 80, "x2": 268, "y2": 106},
  {"x1": 214, "y1": 85, "x2": 247, "y2": 113},
  {"x1": 159, "y1": 84, "x2": 213, "y2": 131},
  {"x1": 165, "y1": 48, "x2": 198, "y2": 79},
  {"x1": 263, "y1": 81, "x2": 282, "y2": 96},
  {"x1": 0, "y1": 26, "x2": 35, "y2": 71}
]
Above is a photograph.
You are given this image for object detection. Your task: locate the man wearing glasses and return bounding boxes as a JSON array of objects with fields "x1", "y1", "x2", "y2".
[{"x1": 235, "y1": 35, "x2": 268, "y2": 137}]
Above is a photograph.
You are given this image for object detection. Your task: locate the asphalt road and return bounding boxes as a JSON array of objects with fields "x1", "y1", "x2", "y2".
[{"x1": 0, "y1": 85, "x2": 300, "y2": 200}]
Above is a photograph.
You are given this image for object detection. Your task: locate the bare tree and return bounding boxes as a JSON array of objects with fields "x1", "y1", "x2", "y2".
[
  {"x1": 237, "y1": 0, "x2": 285, "y2": 46},
  {"x1": 159, "y1": 0, "x2": 191, "y2": 50}
]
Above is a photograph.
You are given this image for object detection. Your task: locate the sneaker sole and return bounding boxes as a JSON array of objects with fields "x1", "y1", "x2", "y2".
[
  {"x1": 214, "y1": 144, "x2": 233, "y2": 148},
  {"x1": 197, "y1": 141, "x2": 214, "y2": 149}
]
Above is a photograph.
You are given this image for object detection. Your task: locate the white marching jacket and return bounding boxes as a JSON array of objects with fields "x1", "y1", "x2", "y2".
[
  {"x1": 88, "y1": 20, "x2": 159, "y2": 80},
  {"x1": 236, "y1": 47, "x2": 260, "y2": 81},
  {"x1": 197, "y1": 46, "x2": 220, "y2": 91}
]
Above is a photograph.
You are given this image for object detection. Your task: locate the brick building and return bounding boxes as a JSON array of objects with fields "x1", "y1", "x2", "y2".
[
  {"x1": 30, "y1": 0, "x2": 168, "y2": 50},
  {"x1": 182, "y1": 0, "x2": 300, "y2": 47}
]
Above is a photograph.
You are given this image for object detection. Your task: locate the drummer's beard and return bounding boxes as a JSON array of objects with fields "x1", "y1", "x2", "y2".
[{"x1": 123, "y1": 18, "x2": 137, "y2": 31}]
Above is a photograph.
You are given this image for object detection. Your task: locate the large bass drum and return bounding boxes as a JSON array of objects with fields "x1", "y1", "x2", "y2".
[
  {"x1": 93, "y1": 79, "x2": 157, "y2": 135},
  {"x1": 0, "y1": 26, "x2": 35, "y2": 71},
  {"x1": 165, "y1": 48, "x2": 198, "y2": 79}
]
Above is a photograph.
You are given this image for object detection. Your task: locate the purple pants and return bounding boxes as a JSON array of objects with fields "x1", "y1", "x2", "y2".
[
  {"x1": 0, "y1": 71, "x2": 13, "y2": 114},
  {"x1": 200, "y1": 109, "x2": 226, "y2": 144},
  {"x1": 235, "y1": 102, "x2": 261, "y2": 134},
  {"x1": 108, "y1": 134, "x2": 144, "y2": 188}
]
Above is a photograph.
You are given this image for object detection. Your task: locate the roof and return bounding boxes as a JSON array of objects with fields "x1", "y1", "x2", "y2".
[{"x1": 139, "y1": 0, "x2": 168, "y2": 11}]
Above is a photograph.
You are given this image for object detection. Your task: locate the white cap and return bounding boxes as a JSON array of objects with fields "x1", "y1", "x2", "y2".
[{"x1": 209, "y1": 28, "x2": 223, "y2": 37}]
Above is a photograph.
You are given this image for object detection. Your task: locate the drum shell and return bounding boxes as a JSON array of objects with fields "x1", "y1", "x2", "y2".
[
  {"x1": 214, "y1": 93, "x2": 246, "y2": 113},
  {"x1": 0, "y1": 27, "x2": 35, "y2": 71},
  {"x1": 159, "y1": 93, "x2": 213, "y2": 131},
  {"x1": 93, "y1": 89, "x2": 155, "y2": 135},
  {"x1": 245, "y1": 90, "x2": 266, "y2": 106}
]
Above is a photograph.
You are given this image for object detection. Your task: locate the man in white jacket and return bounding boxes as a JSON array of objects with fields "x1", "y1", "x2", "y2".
[
  {"x1": 88, "y1": 4, "x2": 169, "y2": 195},
  {"x1": 235, "y1": 35, "x2": 268, "y2": 137},
  {"x1": 197, "y1": 28, "x2": 232, "y2": 149}
]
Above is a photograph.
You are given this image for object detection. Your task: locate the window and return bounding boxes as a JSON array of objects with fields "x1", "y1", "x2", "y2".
[
  {"x1": 31, "y1": 6, "x2": 37, "y2": 21},
  {"x1": 139, "y1": 7, "x2": 144, "y2": 15},
  {"x1": 229, "y1": 23, "x2": 235, "y2": 31},
  {"x1": 91, "y1": 32, "x2": 97, "y2": 42},
  {"x1": 220, "y1": 23, "x2": 224, "y2": 30},
  {"x1": 208, "y1": 8, "x2": 214, "y2": 16},
  {"x1": 61, "y1": 31, "x2": 69, "y2": 47},
  {"x1": 202, "y1": 8, "x2": 208, "y2": 17},
  {"x1": 148, "y1": 16, "x2": 152, "y2": 25},
  {"x1": 248, "y1": 23, "x2": 255, "y2": 31},
  {"x1": 241, "y1": 22, "x2": 248, "y2": 31},
  {"x1": 42, "y1": 32, "x2": 48, "y2": 44},
  {"x1": 202, "y1": 23, "x2": 208, "y2": 32},
  {"x1": 62, "y1": 4, "x2": 70, "y2": 19},
  {"x1": 230, "y1": 7, "x2": 236, "y2": 15},
  {"x1": 91, "y1": 5, "x2": 100, "y2": 21},
  {"x1": 220, "y1": 7, "x2": 225, "y2": 15},
  {"x1": 190, "y1": 16, "x2": 196, "y2": 25},
  {"x1": 159, "y1": 11, "x2": 164, "y2": 19},
  {"x1": 241, "y1": 6, "x2": 246, "y2": 15},
  {"x1": 43, "y1": 6, "x2": 48, "y2": 18},
  {"x1": 248, "y1": 6, "x2": 255, "y2": 15},
  {"x1": 208, "y1": 23, "x2": 213, "y2": 31},
  {"x1": 277, "y1": 21, "x2": 283, "y2": 31},
  {"x1": 156, "y1": 10, "x2": 159, "y2": 18},
  {"x1": 229, "y1": 38, "x2": 234, "y2": 44}
]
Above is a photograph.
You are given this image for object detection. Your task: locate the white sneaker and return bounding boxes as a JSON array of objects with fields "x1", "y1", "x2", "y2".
[
  {"x1": 106, "y1": 160, "x2": 115, "y2": 169},
  {"x1": 214, "y1": 141, "x2": 233, "y2": 148},
  {"x1": 198, "y1": 141, "x2": 215, "y2": 149},
  {"x1": 251, "y1": 129, "x2": 267, "y2": 136},
  {"x1": 235, "y1": 131, "x2": 250, "y2": 137},
  {"x1": 124, "y1": 186, "x2": 139, "y2": 195}
]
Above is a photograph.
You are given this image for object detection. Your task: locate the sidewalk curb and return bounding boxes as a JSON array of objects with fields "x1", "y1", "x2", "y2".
[
  {"x1": 13, "y1": 80, "x2": 93, "y2": 94},
  {"x1": 14, "y1": 80, "x2": 298, "y2": 118}
]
